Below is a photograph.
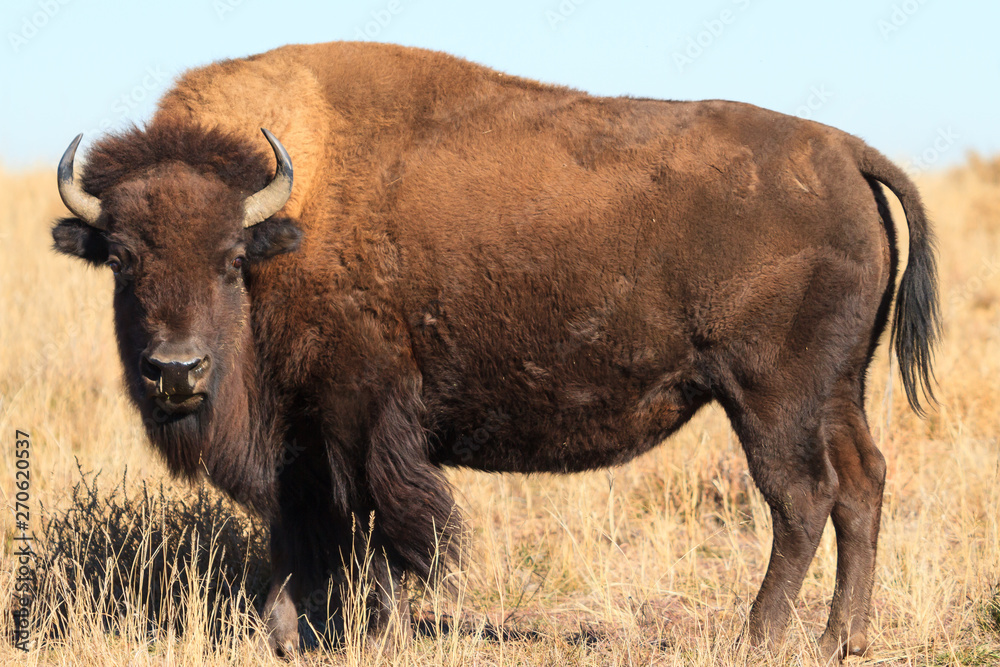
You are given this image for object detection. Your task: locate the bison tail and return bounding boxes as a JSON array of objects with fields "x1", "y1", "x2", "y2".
[{"x1": 854, "y1": 141, "x2": 942, "y2": 416}]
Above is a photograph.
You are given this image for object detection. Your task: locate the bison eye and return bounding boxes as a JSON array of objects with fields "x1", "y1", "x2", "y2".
[
  {"x1": 231, "y1": 256, "x2": 244, "y2": 270},
  {"x1": 107, "y1": 259, "x2": 122, "y2": 275}
]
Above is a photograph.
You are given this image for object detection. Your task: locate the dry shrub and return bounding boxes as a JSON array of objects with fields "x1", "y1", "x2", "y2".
[{"x1": 33, "y1": 464, "x2": 269, "y2": 647}]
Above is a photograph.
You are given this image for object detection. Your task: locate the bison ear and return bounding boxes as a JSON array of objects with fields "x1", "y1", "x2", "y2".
[
  {"x1": 244, "y1": 217, "x2": 303, "y2": 261},
  {"x1": 52, "y1": 218, "x2": 109, "y2": 266}
]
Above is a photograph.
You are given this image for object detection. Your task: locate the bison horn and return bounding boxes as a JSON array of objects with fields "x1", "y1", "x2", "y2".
[
  {"x1": 58, "y1": 133, "x2": 105, "y2": 230},
  {"x1": 243, "y1": 128, "x2": 294, "y2": 228}
]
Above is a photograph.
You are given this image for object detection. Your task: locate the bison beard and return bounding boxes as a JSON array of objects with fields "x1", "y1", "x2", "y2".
[
  {"x1": 141, "y1": 344, "x2": 280, "y2": 518},
  {"x1": 50, "y1": 42, "x2": 940, "y2": 661}
]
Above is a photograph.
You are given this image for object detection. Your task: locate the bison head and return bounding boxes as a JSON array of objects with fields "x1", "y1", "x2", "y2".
[{"x1": 51, "y1": 124, "x2": 300, "y2": 451}]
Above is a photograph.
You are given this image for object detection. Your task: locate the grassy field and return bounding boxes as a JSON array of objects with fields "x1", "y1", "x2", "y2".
[{"x1": 1, "y1": 154, "x2": 998, "y2": 666}]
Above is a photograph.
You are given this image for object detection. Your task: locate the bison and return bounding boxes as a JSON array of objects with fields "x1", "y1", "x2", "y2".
[{"x1": 52, "y1": 42, "x2": 939, "y2": 660}]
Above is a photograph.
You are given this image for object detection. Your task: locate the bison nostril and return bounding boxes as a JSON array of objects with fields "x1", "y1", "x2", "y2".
[
  {"x1": 190, "y1": 355, "x2": 211, "y2": 377},
  {"x1": 140, "y1": 355, "x2": 162, "y2": 383}
]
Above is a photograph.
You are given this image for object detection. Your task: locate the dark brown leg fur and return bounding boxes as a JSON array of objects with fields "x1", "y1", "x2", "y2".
[
  {"x1": 728, "y1": 395, "x2": 840, "y2": 647},
  {"x1": 817, "y1": 383, "x2": 886, "y2": 660}
]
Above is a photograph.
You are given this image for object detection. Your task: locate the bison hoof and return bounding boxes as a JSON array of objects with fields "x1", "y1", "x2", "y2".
[
  {"x1": 271, "y1": 637, "x2": 298, "y2": 658},
  {"x1": 817, "y1": 629, "x2": 870, "y2": 663}
]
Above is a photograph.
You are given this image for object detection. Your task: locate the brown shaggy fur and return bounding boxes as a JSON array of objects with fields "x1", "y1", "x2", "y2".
[{"x1": 52, "y1": 42, "x2": 940, "y2": 660}]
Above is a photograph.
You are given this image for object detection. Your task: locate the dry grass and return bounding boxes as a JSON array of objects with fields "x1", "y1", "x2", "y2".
[{"x1": 1, "y1": 154, "x2": 999, "y2": 666}]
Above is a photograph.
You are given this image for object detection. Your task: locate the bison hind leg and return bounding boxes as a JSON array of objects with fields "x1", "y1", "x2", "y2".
[
  {"x1": 817, "y1": 382, "x2": 886, "y2": 660},
  {"x1": 719, "y1": 384, "x2": 840, "y2": 649}
]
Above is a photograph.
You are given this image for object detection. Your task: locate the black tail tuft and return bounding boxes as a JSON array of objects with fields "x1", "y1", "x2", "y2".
[
  {"x1": 856, "y1": 142, "x2": 942, "y2": 416},
  {"x1": 890, "y1": 226, "x2": 942, "y2": 416}
]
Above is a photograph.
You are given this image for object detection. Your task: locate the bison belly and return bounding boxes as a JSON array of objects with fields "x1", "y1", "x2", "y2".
[{"x1": 412, "y1": 281, "x2": 705, "y2": 473}]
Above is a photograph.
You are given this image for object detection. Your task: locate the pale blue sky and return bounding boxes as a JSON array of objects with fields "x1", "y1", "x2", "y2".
[{"x1": 1, "y1": 0, "x2": 996, "y2": 170}]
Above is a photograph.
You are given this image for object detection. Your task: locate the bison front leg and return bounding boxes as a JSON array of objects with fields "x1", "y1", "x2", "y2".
[
  {"x1": 263, "y1": 583, "x2": 298, "y2": 656},
  {"x1": 349, "y1": 546, "x2": 412, "y2": 655},
  {"x1": 262, "y1": 526, "x2": 300, "y2": 656},
  {"x1": 362, "y1": 380, "x2": 462, "y2": 642},
  {"x1": 262, "y1": 485, "x2": 354, "y2": 655},
  {"x1": 263, "y1": 510, "x2": 410, "y2": 656}
]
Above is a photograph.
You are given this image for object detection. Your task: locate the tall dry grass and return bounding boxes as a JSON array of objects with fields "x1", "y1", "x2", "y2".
[{"x1": 0, "y1": 155, "x2": 998, "y2": 665}]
